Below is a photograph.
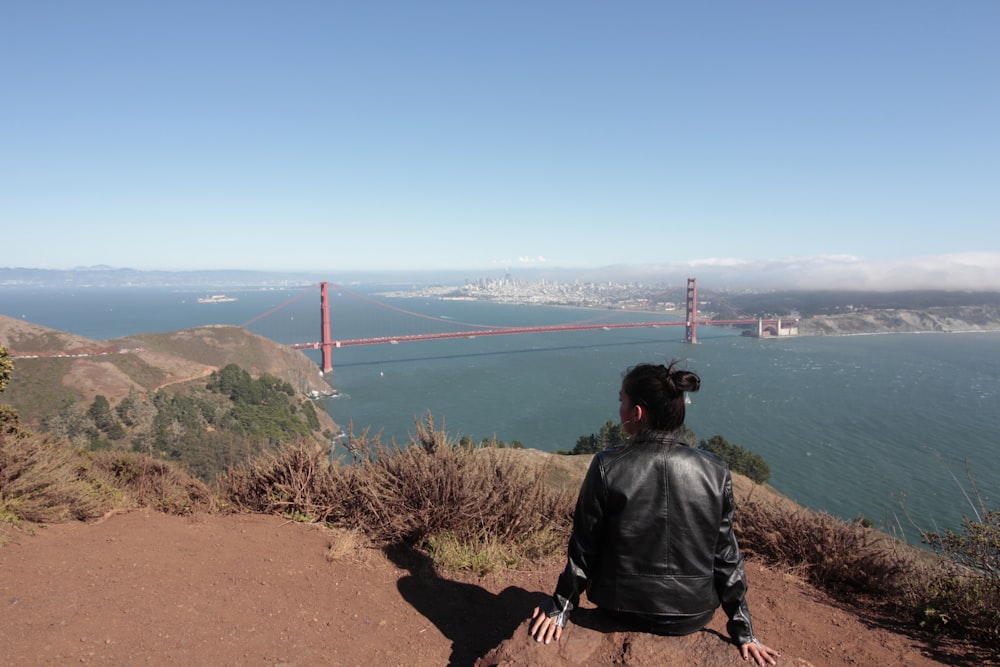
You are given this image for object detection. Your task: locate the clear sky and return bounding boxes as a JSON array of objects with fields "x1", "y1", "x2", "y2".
[{"x1": 3, "y1": 1, "x2": 999, "y2": 289}]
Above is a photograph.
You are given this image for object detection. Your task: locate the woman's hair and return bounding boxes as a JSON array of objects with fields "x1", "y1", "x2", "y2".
[{"x1": 621, "y1": 360, "x2": 701, "y2": 432}]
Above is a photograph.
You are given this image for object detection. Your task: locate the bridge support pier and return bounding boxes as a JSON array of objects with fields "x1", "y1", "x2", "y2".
[
  {"x1": 320, "y1": 282, "x2": 333, "y2": 375},
  {"x1": 685, "y1": 278, "x2": 698, "y2": 344}
]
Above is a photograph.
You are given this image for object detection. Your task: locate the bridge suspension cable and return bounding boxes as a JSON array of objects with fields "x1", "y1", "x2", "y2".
[
  {"x1": 242, "y1": 277, "x2": 795, "y2": 375},
  {"x1": 241, "y1": 284, "x2": 320, "y2": 328},
  {"x1": 326, "y1": 282, "x2": 520, "y2": 330}
]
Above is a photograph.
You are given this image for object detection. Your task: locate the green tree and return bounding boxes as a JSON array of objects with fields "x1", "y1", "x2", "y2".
[
  {"x1": 207, "y1": 364, "x2": 255, "y2": 401},
  {"x1": 105, "y1": 421, "x2": 126, "y2": 441},
  {"x1": 41, "y1": 403, "x2": 97, "y2": 448},
  {"x1": 116, "y1": 391, "x2": 136, "y2": 425},
  {"x1": 0, "y1": 346, "x2": 22, "y2": 434},
  {"x1": 116, "y1": 388, "x2": 157, "y2": 452},
  {"x1": 88, "y1": 395, "x2": 115, "y2": 432},
  {"x1": 300, "y1": 400, "x2": 321, "y2": 431},
  {"x1": 569, "y1": 423, "x2": 698, "y2": 456},
  {"x1": 206, "y1": 364, "x2": 319, "y2": 444},
  {"x1": 85, "y1": 394, "x2": 127, "y2": 442},
  {"x1": 572, "y1": 420, "x2": 629, "y2": 455},
  {"x1": 0, "y1": 346, "x2": 12, "y2": 393},
  {"x1": 698, "y1": 434, "x2": 770, "y2": 484}
]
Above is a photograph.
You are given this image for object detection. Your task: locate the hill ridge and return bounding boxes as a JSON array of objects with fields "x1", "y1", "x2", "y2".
[{"x1": 0, "y1": 315, "x2": 337, "y2": 429}]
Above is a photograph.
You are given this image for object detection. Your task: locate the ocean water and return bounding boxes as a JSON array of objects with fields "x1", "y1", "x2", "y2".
[{"x1": 2, "y1": 285, "x2": 998, "y2": 541}]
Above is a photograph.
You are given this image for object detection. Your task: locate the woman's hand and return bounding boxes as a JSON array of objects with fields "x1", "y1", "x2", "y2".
[
  {"x1": 529, "y1": 606, "x2": 563, "y2": 644},
  {"x1": 741, "y1": 639, "x2": 780, "y2": 665}
]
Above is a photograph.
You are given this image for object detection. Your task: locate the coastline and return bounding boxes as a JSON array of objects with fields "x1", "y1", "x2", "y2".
[
  {"x1": 381, "y1": 286, "x2": 1000, "y2": 338},
  {"x1": 798, "y1": 327, "x2": 1000, "y2": 337}
]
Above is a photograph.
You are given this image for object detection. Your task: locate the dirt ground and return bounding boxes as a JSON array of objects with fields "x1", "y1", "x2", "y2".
[{"x1": 0, "y1": 510, "x2": 986, "y2": 667}]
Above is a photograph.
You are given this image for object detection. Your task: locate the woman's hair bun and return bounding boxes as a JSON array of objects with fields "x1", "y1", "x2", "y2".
[
  {"x1": 657, "y1": 362, "x2": 700, "y2": 397},
  {"x1": 670, "y1": 369, "x2": 700, "y2": 394}
]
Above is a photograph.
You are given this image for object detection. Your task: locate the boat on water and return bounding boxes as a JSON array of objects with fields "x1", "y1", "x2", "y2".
[{"x1": 197, "y1": 294, "x2": 238, "y2": 304}]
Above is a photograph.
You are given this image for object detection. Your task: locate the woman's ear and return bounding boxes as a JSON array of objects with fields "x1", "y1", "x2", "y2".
[{"x1": 633, "y1": 405, "x2": 644, "y2": 425}]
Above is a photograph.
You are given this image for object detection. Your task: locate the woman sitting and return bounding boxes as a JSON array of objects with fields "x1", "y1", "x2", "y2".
[{"x1": 530, "y1": 361, "x2": 779, "y2": 666}]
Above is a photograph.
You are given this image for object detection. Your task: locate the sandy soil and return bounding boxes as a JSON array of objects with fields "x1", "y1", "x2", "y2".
[{"x1": 1, "y1": 510, "x2": 986, "y2": 667}]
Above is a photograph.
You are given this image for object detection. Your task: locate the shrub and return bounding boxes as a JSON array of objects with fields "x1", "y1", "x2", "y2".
[
  {"x1": 916, "y1": 572, "x2": 1000, "y2": 642},
  {"x1": 0, "y1": 424, "x2": 218, "y2": 530},
  {"x1": 216, "y1": 414, "x2": 576, "y2": 573},
  {"x1": 0, "y1": 429, "x2": 105, "y2": 525},
  {"x1": 922, "y1": 511, "x2": 999, "y2": 582},
  {"x1": 918, "y1": 511, "x2": 1000, "y2": 642},
  {"x1": 345, "y1": 415, "x2": 574, "y2": 546},
  {"x1": 735, "y1": 488, "x2": 919, "y2": 597},
  {"x1": 86, "y1": 450, "x2": 217, "y2": 515},
  {"x1": 218, "y1": 440, "x2": 345, "y2": 523},
  {"x1": 337, "y1": 414, "x2": 575, "y2": 572}
]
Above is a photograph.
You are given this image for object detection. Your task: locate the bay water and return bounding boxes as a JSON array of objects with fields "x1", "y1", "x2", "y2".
[{"x1": 3, "y1": 285, "x2": 998, "y2": 543}]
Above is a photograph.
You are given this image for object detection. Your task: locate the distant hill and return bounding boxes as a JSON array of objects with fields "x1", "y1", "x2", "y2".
[
  {"x1": 710, "y1": 289, "x2": 1000, "y2": 335},
  {"x1": 0, "y1": 266, "x2": 321, "y2": 288},
  {"x1": 720, "y1": 288, "x2": 1000, "y2": 317},
  {"x1": 796, "y1": 305, "x2": 1000, "y2": 336},
  {"x1": 0, "y1": 315, "x2": 338, "y2": 430}
]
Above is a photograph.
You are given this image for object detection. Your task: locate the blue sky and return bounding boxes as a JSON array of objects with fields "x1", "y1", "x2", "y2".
[{"x1": 3, "y1": 1, "x2": 998, "y2": 289}]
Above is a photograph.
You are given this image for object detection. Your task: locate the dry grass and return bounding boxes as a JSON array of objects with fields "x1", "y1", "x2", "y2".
[
  {"x1": 726, "y1": 457, "x2": 998, "y2": 646},
  {"x1": 736, "y1": 491, "x2": 921, "y2": 596},
  {"x1": 4, "y1": 408, "x2": 995, "y2": 648},
  {"x1": 342, "y1": 415, "x2": 576, "y2": 549},
  {"x1": 218, "y1": 439, "x2": 346, "y2": 522},
  {"x1": 85, "y1": 450, "x2": 217, "y2": 515},
  {"x1": 0, "y1": 427, "x2": 219, "y2": 534},
  {"x1": 0, "y1": 429, "x2": 105, "y2": 526},
  {"x1": 735, "y1": 482, "x2": 999, "y2": 648},
  {"x1": 325, "y1": 527, "x2": 362, "y2": 562},
  {"x1": 218, "y1": 414, "x2": 576, "y2": 574}
]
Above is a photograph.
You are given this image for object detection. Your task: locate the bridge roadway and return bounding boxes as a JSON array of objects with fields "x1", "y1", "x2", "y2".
[{"x1": 290, "y1": 318, "x2": 776, "y2": 350}]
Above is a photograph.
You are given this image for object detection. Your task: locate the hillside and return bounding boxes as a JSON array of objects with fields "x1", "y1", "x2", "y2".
[
  {"x1": 0, "y1": 470, "x2": 974, "y2": 667},
  {"x1": 798, "y1": 305, "x2": 1000, "y2": 336},
  {"x1": 0, "y1": 314, "x2": 337, "y2": 431}
]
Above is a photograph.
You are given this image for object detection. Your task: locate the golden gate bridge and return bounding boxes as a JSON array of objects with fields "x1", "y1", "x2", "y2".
[{"x1": 244, "y1": 278, "x2": 794, "y2": 375}]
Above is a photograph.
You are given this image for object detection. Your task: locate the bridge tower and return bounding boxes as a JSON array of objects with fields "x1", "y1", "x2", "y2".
[
  {"x1": 685, "y1": 277, "x2": 698, "y2": 344},
  {"x1": 319, "y1": 282, "x2": 333, "y2": 375}
]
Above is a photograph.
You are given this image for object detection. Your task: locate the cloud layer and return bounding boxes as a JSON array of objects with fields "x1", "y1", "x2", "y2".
[{"x1": 593, "y1": 253, "x2": 1000, "y2": 291}]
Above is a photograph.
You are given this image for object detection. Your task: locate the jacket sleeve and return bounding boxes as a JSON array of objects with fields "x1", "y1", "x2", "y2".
[
  {"x1": 713, "y1": 470, "x2": 756, "y2": 646},
  {"x1": 545, "y1": 454, "x2": 608, "y2": 624}
]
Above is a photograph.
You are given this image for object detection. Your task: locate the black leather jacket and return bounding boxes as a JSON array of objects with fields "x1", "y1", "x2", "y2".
[{"x1": 545, "y1": 429, "x2": 756, "y2": 646}]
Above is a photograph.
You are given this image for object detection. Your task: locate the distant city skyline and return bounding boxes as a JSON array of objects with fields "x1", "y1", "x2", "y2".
[
  {"x1": 2, "y1": 2, "x2": 998, "y2": 290},
  {"x1": 3, "y1": 253, "x2": 1000, "y2": 293}
]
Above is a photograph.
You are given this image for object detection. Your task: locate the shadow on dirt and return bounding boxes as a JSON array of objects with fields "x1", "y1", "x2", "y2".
[{"x1": 386, "y1": 544, "x2": 546, "y2": 667}]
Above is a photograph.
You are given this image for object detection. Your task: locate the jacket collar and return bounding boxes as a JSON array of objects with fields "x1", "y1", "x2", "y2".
[{"x1": 631, "y1": 428, "x2": 689, "y2": 448}]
